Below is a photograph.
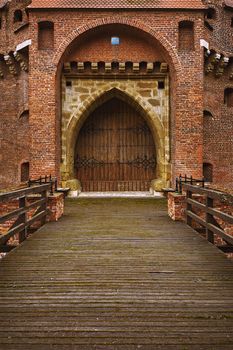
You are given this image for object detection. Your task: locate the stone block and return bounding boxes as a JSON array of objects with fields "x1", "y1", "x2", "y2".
[
  {"x1": 91, "y1": 62, "x2": 98, "y2": 72},
  {"x1": 65, "y1": 179, "x2": 82, "y2": 197},
  {"x1": 160, "y1": 63, "x2": 168, "y2": 73},
  {"x1": 133, "y1": 63, "x2": 140, "y2": 72},
  {"x1": 147, "y1": 63, "x2": 154, "y2": 72},
  {"x1": 105, "y1": 63, "x2": 112, "y2": 72},
  {"x1": 119, "y1": 62, "x2": 126, "y2": 72},
  {"x1": 77, "y1": 62, "x2": 84, "y2": 72}
]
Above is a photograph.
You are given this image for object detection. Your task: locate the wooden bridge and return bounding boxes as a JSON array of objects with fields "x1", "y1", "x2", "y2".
[{"x1": 0, "y1": 197, "x2": 233, "y2": 349}]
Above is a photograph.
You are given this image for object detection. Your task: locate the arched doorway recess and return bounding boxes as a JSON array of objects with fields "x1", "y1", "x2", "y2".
[
  {"x1": 75, "y1": 97, "x2": 157, "y2": 192},
  {"x1": 58, "y1": 22, "x2": 174, "y2": 192}
]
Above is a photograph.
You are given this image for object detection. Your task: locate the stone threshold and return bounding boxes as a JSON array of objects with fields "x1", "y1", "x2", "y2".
[{"x1": 77, "y1": 191, "x2": 164, "y2": 198}]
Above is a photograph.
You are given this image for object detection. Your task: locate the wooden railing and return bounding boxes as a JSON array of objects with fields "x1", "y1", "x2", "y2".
[
  {"x1": 0, "y1": 183, "x2": 52, "y2": 253},
  {"x1": 176, "y1": 174, "x2": 205, "y2": 194},
  {"x1": 183, "y1": 183, "x2": 233, "y2": 251},
  {"x1": 28, "y1": 175, "x2": 57, "y2": 195}
]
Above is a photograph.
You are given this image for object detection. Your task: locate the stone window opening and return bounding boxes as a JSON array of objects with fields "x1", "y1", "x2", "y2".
[
  {"x1": 0, "y1": 16, "x2": 2, "y2": 29},
  {"x1": 231, "y1": 18, "x2": 233, "y2": 27},
  {"x1": 38, "y1": 21, "x2": 54, "y2": 50},
  {"x1": 203, "y1": 163, "x2": 213, "y2": 183},
  {"x1": 204, "y1": 8, "x2": 216, "y2": 31},
  {"x1": 158, "y1": 81, "x2": 165, "y2": 90},
  {"x1": 14, "y1": 10, "x2": 23, "y2": 23},
  {"x1": 66, "y1": 81, "x2": 72, "y2": 87},
  {"x1": 178, "y1": 21, "x2": 195, "y2": 51},
  {"x1": 224, "y1": 88, "x2": 233, "y2": 107},
  {"x1": 21, "y1": 162, "x2": 30, "y2": 182}
]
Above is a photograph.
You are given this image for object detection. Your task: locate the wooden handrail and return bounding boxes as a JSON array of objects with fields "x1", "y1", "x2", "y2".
[
  {"x1": 183, "y1": 183, "x2": 233, "y2": 248},
  {"x1": 0, "y1": 183, "x2": 51, "y2": 251},
  {"x1": 183, "y1": 183, "x2": 233, "y2": 203},
  {"x1": 176, "y1": 174, "x2": 205, "y2": 193},
  {"x1": 0, "y1": 198, "x2": 47, "y2": 224},
  {"x1": 0, "y1": 184, "x2": 50, "y2": 202}
]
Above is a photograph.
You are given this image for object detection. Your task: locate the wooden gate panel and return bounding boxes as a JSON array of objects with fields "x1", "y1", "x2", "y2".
[{"x1": 76, "y1": 98, "x2": 156, "y2": 191}]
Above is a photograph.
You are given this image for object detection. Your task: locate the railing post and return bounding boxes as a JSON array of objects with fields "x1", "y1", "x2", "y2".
[
  {"x1": 175, "y1": 177, "x2": 179, "y2": 192},
  {"x1": 202, "y1": 176, "x2": 205, "y2": 188},
  {"x1": 18, "y1": 196, "x2": 27, "y2": 244},
  {"x1": 55, "y1": 178, "x2": 58, "y2": 191},
  {"x1": 179, "y1": 175, "x2": 182, "y2": 194},
  {"x1": 186, "y1": 189, "x2": 192, "y2": 227},
  {"x1": 41, "y1": 190, "x2": 47, "y2": 226},
  {"x1": 206, "y1": 195, "x2": 214, "y2": 244},
  {"x1": 50, "y1": 178, "x2": 54, "y2": 195},
  {"x1": 190, "y1": 175, "x2": 193, "y2": 185}
]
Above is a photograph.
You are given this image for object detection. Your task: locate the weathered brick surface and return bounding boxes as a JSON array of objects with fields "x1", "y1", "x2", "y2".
[
  {"x1": 202, "y1": 0, "x2": 233, "y2": 190},
  {"x1": 0, "y1": 0, "x2": 232, "y2": 190}
]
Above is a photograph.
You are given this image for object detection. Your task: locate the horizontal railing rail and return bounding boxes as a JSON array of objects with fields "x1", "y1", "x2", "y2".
[
  {"x1": 28, "y1": 175, "x2": 57, "y2": 195},
  {"x1": 0, "y1": 180, "x2": 55, "y2": 253},
  {"x1": 176, "y1": 174, "x2": 205, "y2": 194},
  {"x1": 183, "y1": 183, "x2": 233, "y2": 251}
]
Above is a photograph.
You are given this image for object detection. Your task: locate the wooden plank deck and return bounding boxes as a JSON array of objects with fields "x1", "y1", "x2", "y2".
[{"x1": 0, "y1": 198, "x2": 233, "y2": 350}]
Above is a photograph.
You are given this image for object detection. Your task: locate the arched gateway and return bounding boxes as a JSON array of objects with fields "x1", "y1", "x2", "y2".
[
  {"x1": 60, "y1": 23, "x2": 172, "y2": 192},
  {"x1": 75, "y1": 97, "x2": 156, "y2": 191}
]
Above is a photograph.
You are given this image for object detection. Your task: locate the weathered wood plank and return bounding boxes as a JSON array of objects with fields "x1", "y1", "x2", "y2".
[{"x1": 0, "y1": 198, "x2": 233, "y2": 349}]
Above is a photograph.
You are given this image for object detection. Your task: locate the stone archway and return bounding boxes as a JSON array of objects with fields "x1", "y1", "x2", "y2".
[{"x1": 62, "y1": 84, "x2": 170, "y2": 192}]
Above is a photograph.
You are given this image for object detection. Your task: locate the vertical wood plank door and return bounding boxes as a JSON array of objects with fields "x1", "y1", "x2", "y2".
[{"x1": 75, "y1": 98, "x2": 156, "y2": 191}]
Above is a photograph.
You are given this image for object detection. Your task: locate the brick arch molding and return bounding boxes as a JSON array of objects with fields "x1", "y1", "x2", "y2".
[
  {"x1": 57, "y1": 18, "x2": 175, "y2": 190},
  {"x1": 53, "y1": 16, "x2": 182, "y2": 75}
]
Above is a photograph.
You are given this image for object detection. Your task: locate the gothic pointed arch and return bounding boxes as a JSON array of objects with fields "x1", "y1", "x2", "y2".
[{"x1": 61, "y1": 86, "x2": 170, "y2": 189}]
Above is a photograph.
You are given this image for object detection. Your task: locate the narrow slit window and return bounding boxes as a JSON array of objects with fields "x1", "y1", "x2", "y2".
[
  {"x1": 224, "y1": 88, "x2": 233, "y2": 107},
  {"x1": 19, "y1": 110, "x2": 29, "y2": 120},
  {"x1": 21, "y1": 162, "x2": 30, "y2": 182},
  {"x1": 203, "y1": 110, "x2": 213, "y2": 118},
  {"x1": 158, "y1": 81, "x2": 165, "y2": 90},
  {"x1": 203, "y1": 163, "x2": 213, "y2": 183},
  {"x1": 14, "y1": 10, "x2": 23, "y2": 23},
  {"x1": 206, "y1": 8, "x2": 216, "y2": 20},
  {"x1": 66, "y1": 81, "x2": 72, "y2": 87}
]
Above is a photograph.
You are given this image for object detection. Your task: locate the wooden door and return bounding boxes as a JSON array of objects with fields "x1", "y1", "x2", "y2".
[{"x1": 75, "y1": 98, "x2": 156, "y2": 191}]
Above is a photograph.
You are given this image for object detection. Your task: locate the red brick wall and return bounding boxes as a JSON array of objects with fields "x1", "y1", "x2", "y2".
[
  {"x1": 203, "y1": 1, "x2": 233, "y2": 190},
  {"x1": 0, "y1": 1, "x2": 31, "y2": 189},
  {"x1": 0, "y1": 70, "x2": 30, "y2": 189},
  {"x1": 28, "y1": 9, "x2": 204, "y2": 185},
  {"x1": 0, "y1": 2, "x2": 232, "y2": 190},
  {"x1": 68, "y1": 24, "x2": 164, "y2": 62}
]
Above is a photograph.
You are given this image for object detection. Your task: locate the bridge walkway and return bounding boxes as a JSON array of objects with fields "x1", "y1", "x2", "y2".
[{"x1": 0, "y1": 198, "x2": 233, "y2": 349}]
